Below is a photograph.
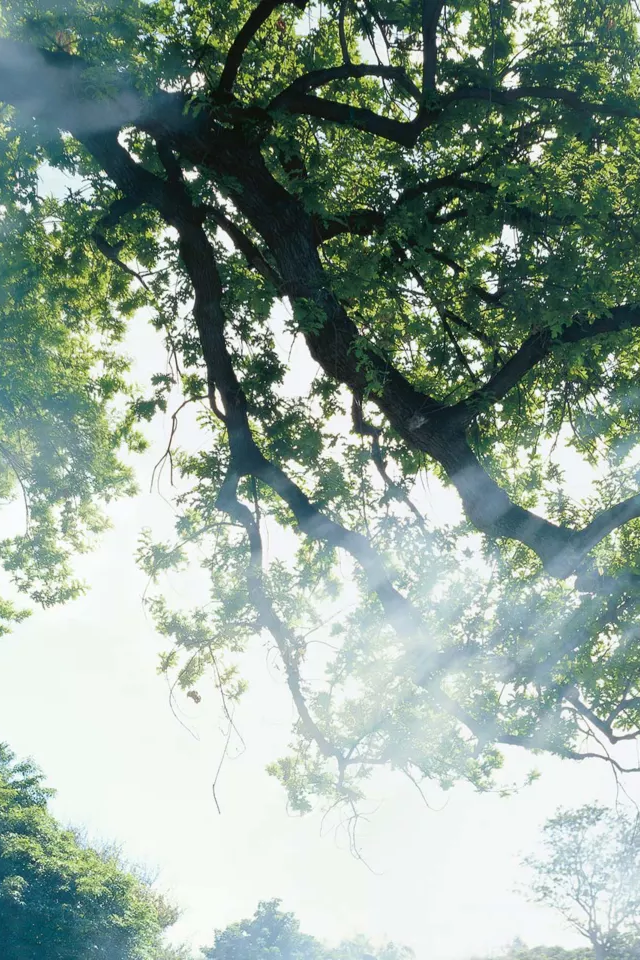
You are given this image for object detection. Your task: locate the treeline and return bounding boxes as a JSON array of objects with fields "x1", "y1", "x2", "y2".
[
  {"x1": 0, "y1": 743, "x2": 411, "y2": 959},
  {"x1": 2, "y1": 743, "x2": 638, "y2": 960},
  {"x1": 482, "y1": 945, "x2": 592, "y2": 960}
]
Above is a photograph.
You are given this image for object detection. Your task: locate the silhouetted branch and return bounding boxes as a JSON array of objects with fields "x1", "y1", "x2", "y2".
[
  {"x1": 219, "y1": 0, "x2": 309, "y2": 93},
  {"x1": 351, "y1": 397, "x2": 430, "y2": 538},
  {"x1": 339, "y1": 0, "x2": 351, "y2": 64},
  {"x1": 202, "y1": 204, "x2": 282, "y2": 287},
  {"x1": 564, "y1": 688, "x2": 640, "y2": 745},
  {"x1": 269, "y1": 63, "x2": 422, "y2": 110}
]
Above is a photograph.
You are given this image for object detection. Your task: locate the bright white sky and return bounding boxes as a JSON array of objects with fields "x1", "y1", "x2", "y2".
[{"x1": 0, "y1": 167, "x2": 639, "y2": 960}]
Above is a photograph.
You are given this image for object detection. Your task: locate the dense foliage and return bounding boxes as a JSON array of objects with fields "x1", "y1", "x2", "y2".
[
  {"x1": 2, "y1": 0, "x2": 640, "y2": 812},
  {"x1": 4, "y1": 744, "x2": 635, "y2": 960},
  {"x1": 0, "y1": 743, "x2": 181, "y2": 959},
  {"x1": 525, "y1": 805, "x2": 640, "y2": 960}
]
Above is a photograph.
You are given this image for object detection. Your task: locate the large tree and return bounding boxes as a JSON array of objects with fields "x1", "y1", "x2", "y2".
[{"x1": 2, "y1": 0, "x2": 640, "y2": 811}]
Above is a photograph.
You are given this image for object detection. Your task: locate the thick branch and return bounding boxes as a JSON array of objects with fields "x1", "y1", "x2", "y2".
[
  {"x1": 579, "y1": 494, "x2": 640, "y2": 557},
  {"x1": 269, "y1": 63, "x2": 421, "y2": 110},
  {"x1": 268, "y1": 80, "x2": 640, "y2": 145},
  {"x1": 453, "y1": 304, "x2": 640, "y2": 425},
  {"x1": 422, "y1": 0, "x2": 445, "y2": 93},
  {"x1": 268, "y1": 90, "x2": 438, "y2": 144},
  {"x1": 609, "y1": 696, "x2": 640, "y2": 720}
]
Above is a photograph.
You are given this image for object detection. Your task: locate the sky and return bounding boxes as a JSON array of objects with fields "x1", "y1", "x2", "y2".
[{"x1": 0, "y1": 171, "x2": 639, "y2": 960}]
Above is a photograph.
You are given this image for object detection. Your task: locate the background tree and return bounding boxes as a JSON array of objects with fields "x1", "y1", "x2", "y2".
[
  {"x1": 2, "y1": 0, "x2": 640, "y2": 812},
  {"x1": 203, "y1": 899, "x2": 412, "y2": 960},
  {"x1": 0, "y1": 743, "x2": 182, "y2": 959},
  {"x1": 524, "y1": 805, "x2": 640, "y2": 960},
  {"x1": 203, "y1": 899, "x2": 325, "y2": 960}
]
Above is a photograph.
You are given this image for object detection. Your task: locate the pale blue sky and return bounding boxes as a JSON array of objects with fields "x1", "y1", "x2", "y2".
[{"x1": 0, "y1": 166, "x2": 638, "y2": 960}]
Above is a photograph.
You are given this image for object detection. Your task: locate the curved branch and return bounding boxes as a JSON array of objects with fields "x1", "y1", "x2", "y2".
[
  {"x1": 269, "y1": 63, "x2": 422, "y2": 110},
  {"x1": 217, "y1": 468, "x2": 343, "y2": 763},
  {"x1": 438, "y1": 686, "x2": 640, "y2": 770},
  {"x1": 268, "y1": 89, "x2": 437, "y2": 144},
  {"x1": 609, "y1": 696, "x2": 640, "y2": 721},
  {"x1": 579, "y1": 494, "x2": 640, "y2": 555},
  {"x1": 564, "y1": 688, "x2": 640, "y2": 745},
  {"x1": 446, "y1": 84, "x2": 640, "y2": 120},
  {"x1": 219, "y1": 0, "x2": 309, "y2": 93},
  {"x1": 268, "y1": 80, "x2": 640, "y2": 145}
]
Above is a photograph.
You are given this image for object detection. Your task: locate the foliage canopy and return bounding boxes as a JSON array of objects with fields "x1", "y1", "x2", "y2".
[{"x1": 2, "y1": 0, "x2": 640, "y2": 811}]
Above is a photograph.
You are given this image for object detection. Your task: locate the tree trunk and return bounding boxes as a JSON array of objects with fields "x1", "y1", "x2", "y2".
[{"x1": 592, "y1": 937, "x2": 606, "y2": 960}]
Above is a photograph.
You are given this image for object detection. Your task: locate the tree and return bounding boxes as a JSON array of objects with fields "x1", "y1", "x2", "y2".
[
  {"x1": 203, "y1": 899, "x2": 411, "y2": 960},
  {"x1": 524, "y1": 805, "x2": 640, "y2": 960},
  {"x1": 0, "y1": 743, "x2": 182, "y2": 959},
  {"x1": 204, "y1": 899, "x2": 326, "y2": 960},
  {"x1": 1, "y1": 0, "x2": 640, "y2": 811}
]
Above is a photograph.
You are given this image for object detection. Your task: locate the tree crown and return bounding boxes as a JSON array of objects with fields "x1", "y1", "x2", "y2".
[{"x1": 1, "y1": 0, "x2": 640, "y2": 811}]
